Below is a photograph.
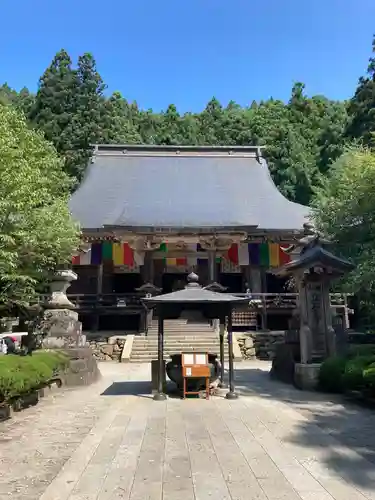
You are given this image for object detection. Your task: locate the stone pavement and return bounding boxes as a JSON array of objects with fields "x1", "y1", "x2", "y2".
[{"x1": 1, "y1": 361, "x2": 375, "y2": 499}]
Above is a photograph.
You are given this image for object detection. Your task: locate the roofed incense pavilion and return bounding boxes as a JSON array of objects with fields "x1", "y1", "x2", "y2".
[{"x1": 68, "y1": 144, "x2": 310, "y2": 331}]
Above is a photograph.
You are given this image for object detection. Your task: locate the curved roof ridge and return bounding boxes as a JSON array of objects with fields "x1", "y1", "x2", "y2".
[{"x1": 258, "y1": 156, "x2": 309, "y2": 212}]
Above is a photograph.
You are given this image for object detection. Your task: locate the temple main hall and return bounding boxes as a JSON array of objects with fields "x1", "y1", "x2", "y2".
[{"x1": 68, "y1": 144, "x2": 310, "y2": 331}]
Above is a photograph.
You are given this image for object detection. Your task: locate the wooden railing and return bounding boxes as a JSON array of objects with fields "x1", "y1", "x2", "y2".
[
  {"x1": 230, "y1": 292, "x2": 352, "y2": 310},
  {"x1": 36, "y1": 291, "x2": 352, "y2": 312},
  {"x1": 37, "y1": 293, "x2": 144, "y2": 311}
]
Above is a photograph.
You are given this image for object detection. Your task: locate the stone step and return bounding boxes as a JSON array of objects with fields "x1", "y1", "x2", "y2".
[
  {"x1": 135, "y1": 337, "x2": 221, "y2": 342},
  {"x1": 132, "y1": 349, "x2": 226, "y2": 355},
  {"x1": 130, "y1": 354, "x2": 230, "y2": 363},
  {"x1": 148, "y1": 328, "x2": 215, "y2": 332},
  {"x1": 132, "y1": 345, "x2": 228, "y2": 355},
  {"x1": 132, "y1": 339, "x2": 225, "y2": 344}
]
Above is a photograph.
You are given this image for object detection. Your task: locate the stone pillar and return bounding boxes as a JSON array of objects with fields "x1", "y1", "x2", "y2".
[
  {"x1": 41, "y1": 270, "x2": 85, "y2": 349},
  {"x1": 297, "y1": 278, "x2": 313, "y2": 364}
]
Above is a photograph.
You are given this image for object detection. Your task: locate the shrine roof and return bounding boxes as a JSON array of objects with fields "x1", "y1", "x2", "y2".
[
  {"x1": 275, "y1": 245, "x2": 355, "y2": 276},
  {"x1": 143, "y1": 273, "x2": 249, "y2": 306},
  {"x1": 69, "y1": 145, "x2": 310, "y2": 231}
]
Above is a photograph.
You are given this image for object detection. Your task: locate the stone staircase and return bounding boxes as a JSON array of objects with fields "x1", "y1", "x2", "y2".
[{"x1": 130, "y1": 319, "x2": 230, "y2": 363}]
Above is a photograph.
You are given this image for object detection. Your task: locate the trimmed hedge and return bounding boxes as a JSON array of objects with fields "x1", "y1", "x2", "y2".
[
  {"x1": 319, "y1": 347, "x2": 375, "y2": 395},
  {"x1": 0, "y1": 351, "x2": 69, "y2": 401}
]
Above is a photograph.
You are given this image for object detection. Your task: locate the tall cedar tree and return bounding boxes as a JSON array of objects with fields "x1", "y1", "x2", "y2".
[
  {"x1": 346, "y1": 35, "x2": 375, "y2": 145},
  {"x1": 102, "y1": 91, "x2": 142, "y2": 144},
  {"x1": 30, "y1": 51, "x2": 106, "y2": 181},
  {"x1": 65, "y1": 53, "x2": 106, "y2": 179},
  {"x1": 5, "y1": 48, "x2": 349, "y2": 203},
  {"x1": 30, "y1": 50, "x2": 77, "y2": 156}
]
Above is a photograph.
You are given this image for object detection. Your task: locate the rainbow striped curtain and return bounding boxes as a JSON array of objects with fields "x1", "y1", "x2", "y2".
[
  {"x1": 72, "y1": 241, "x2": 291, "y2": 268},
  {"x1": 224, "y1": 243, "x2": 291, "y2": 267},
  {"x1": 72, "y1": 242, "x2": 144, "y2": 266}
]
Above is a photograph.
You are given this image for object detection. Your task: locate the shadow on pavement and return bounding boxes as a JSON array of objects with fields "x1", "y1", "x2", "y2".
[{"x1": 235, "y1": 365, "x2": 375, "y2": 490}]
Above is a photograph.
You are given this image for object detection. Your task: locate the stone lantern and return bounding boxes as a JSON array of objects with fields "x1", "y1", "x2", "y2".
[
  {"x1": 41, "y1": 269, "x2": 84, "y2": 348},
  {"x1": 273, "y1": 223, "x2": 354, "y2": 389}
]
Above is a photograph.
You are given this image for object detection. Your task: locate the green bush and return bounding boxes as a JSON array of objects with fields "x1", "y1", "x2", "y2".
[
  {"x1": 342, "y1": 355, "x2": 375, "y2": 390},
  {"x1": 318, "y1": 356, "x2": 347, "y2": 392},
  {"x1": 363, "y1": 363, "x2": 375, "y2": 395},
  {"x1": 0, "y1": 350, "x2": 69, "y2": 401}
]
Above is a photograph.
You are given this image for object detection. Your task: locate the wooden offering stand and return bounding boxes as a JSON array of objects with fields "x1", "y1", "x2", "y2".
[{"x1": 182, "y1": 352, "x2": 210, "y2": 400}]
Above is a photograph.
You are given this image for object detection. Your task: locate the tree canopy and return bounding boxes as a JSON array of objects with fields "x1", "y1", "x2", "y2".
[
  {"x1": 2, "y1": 34, "x2": 375, "y2": 306},
  {"x1": 0, "y1": 105, "x2": 79, "y2": 305},
  {"x1": 312, "y1": 147, "x2": 375, "y2": 318},
  {"x1": 2, "y1": 48, "x2": 350, "y2": 203}
]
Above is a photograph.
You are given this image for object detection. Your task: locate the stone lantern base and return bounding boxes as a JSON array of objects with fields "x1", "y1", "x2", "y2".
[
  {"x1": 294, "y1": 363, "x2": 321, "y2": 390},
  {"x1": 41, "y1": 269, "x2": 85, "y2": 349},
  {"x1": 42, "y1": 309, "x2": 85, "y2": 349}
]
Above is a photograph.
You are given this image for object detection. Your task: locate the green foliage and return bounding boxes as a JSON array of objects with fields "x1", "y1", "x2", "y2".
[
  {"x1": 30, "y1": 50, "x2": 107, "y2": 181},
  {"x1": 318, "y1": 356, "x2": 346, "y2": 392},
  {"x1": 0, "y1": 351, "x2": 69, "y2": 400},
  {"x1": 342, "y1": 356, "x2": 375, "y2": 390},
  {"x1": 346, "y1": 35, "x2": 375, "y2": 146},
  {"x1": 0, "y1": 105, "x2": 79, "y2": 305},
  {"x1": 1, "y1": 48, "x2": 344, "y2": 202},
  {"x1": 363, "y1": 363, "x2": 375, "y2": 394},
  {"x1": 319, "y1": 348, "x2": 375, "y2": 394},
  {"x1": 312, "y1": 147, "x2": 375, "y2": 309}
]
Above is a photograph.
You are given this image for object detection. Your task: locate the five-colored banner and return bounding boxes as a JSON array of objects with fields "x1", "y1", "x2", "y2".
[{"x1": 72, "y1": 241, "x2": 291, "y2": 268}]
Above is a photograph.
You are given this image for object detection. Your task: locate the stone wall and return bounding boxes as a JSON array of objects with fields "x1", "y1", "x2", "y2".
[
  {"x1": 237, "y1": 330, "x2": 286, "y2": 361},
  {"x1": 87, "y1": 334, "x2": 127, "y2": 361}
]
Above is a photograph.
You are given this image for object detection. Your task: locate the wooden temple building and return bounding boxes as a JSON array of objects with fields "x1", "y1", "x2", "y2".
[{"x1": 68, "y1": 144, "x2": 315, "y2": 332}]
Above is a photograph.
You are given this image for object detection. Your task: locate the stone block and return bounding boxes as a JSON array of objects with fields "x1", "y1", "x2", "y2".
[
  {"x1": 294, "y1": 363, "x2": 321, "y2": 390},
  {"x1": 244, "y1": 337, "x2": 254, "y2": 348},
  {"x1": 100, "y1": 344, "x2": 114, "y2": 356}
]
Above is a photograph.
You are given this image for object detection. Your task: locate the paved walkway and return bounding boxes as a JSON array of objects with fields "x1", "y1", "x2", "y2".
[{"x1": 1, "y1": 361, "x2": 375, "y2": 500}]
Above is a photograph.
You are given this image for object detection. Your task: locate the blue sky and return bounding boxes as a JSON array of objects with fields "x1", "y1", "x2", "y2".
[{"x1": 1, "y1": 0, "x2": 375, "y2": 112}]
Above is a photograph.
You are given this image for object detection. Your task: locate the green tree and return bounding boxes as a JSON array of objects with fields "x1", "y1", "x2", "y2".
[
  {"x1": 29, "y1": 49, "x2": 77, "y2": 155},
  {"x1": 0, "y1": 105, "x2": 79, "y2": 305},
  {"x1": 313, "y1": 147, "x2": 375, "y2": 301},
  {"x1": 64, "y1": 53, "x2": 107, "y2": 179},
  {"x1": 102, "y1": 91, "x2": 141, "y2": 144},
  {"x1": 30, "y1": 50, "x2": 107, "y2": 180},
  {"x1": 346, "y1": 35, "x2": 375, "y2": 145}
]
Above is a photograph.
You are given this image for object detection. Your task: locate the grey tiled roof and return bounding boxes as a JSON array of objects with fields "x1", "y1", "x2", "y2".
[
  {"x1": 69, "y1": 145, "x2": 310, "y2": 231},
  {"x1": 143, "y1": 272, "x2": 250, "y2": 305}
]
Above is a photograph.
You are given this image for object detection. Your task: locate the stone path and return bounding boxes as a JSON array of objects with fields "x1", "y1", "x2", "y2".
[{"x1": 1, "y1": 361, "x2": 375, "y2": 499}]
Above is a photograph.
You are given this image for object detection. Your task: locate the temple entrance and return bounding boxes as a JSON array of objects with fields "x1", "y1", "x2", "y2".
[
  {"x1": 265, "y1": 273, "x2": 289, "y2": 294},
  {"x1": 220, "y1": 273, "x2": 243, "y2": 293},
  {"x1": 112, "y1": 273, "x2": 143, "y2": 293},
  {"x1": 162, "y1": 273, "x2": 188, "y2": 293}
]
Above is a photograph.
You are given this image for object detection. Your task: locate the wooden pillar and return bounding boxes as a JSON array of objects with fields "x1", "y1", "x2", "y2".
[
  {"x1": 226, "y1": 308, "x2": 238, "y2": 399},
  {"x1": 142, "y1": 250, "x2": 154, "y2": 284},
  {"x1": 250, "y1": 267, "x2": 262, "y2": 293},
  {"x1": 219, "y1": 321, "x2": 226, "y2": 387},
  {"x1": 154, "y1": 311, "x2": 167, "y2": 401},
  {"x1": 207, "y1": 250, "x2": 217, "y2": 283},
  {"x1": 92, "y1": 263, "x2": 103, "y2": 332}
]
